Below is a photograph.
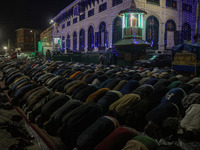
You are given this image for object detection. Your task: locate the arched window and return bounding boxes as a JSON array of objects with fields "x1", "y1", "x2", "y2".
[
  {"x1": 99, "y1": 21, "x2": 108, "y2": 50},
  {"x1": 112, "y1": 16, "x2": 122, "y2": 45},
  {"x1": 146, "y1": 16, "x2": 159, "y2": 49},
  {"x1": 79, "y1": 29, "x2": 85, "y2": 52},
  {"x1": 165, "y1": 19, "x2": 176, "y2": 49},
  {"x1": 66, "y1": 34, "x2": 70, "y2": 51},
  {"x1": 166, "y1": 19, "x2": 176, "y2": 31},
  {"x1": 62, "y1": 36, "x2": 65, "y2": 53},
  {"x1": 73, "y1": 31, "x2": 77, "y2": 51},
  {"x1": 88, "y1": 26, "x2": 94, "y2": 51},
  {"x1": 181, "y1": 22, "x2": 191, "y2": 42}
]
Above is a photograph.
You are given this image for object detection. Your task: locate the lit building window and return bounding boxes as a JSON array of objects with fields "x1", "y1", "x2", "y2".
[
  {"x1": 73, "y1": 31, "x2": 77, "y2": 51},
  {"x1": 112, "y1": 16, "x2": 122, "y2": 45},
  {"x1": 95, "y1": 32, "x2": 99, "y2": 48},
  {"x1": 99, "y1": 22, "x2": 108, "y2": 49},
  {"x1": 79, "y1": 29, "x2": 85, "y2": 52},
  {"x1": 166, "y1": 19, "x2": 176, "y2": 31},
  {"x1": 146, "y1": 16, "x2": 159, "y2": 49},
  {"x1": 66, "y1": 34, "x2": 70, "y2": 50},
  {"x1": 164, "y1": 19, "x2": 176, "y2": 49},
  {"x1": 88, "y1": 26, "x2": 94, "y2": 51}
]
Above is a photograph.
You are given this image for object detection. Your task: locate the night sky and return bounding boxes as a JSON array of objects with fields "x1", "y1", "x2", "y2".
[{"x1": 0, "y1": 0, "x2": 74, "y2": 44}]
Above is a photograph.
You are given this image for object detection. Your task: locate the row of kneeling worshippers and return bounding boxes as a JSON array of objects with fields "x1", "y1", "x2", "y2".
[{"x1": 1, "y1": 59, "x2": 200, "y2": 150}]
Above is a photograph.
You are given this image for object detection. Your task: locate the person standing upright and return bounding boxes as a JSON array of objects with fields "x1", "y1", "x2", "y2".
[{"x1": 98, "y1": 53, "x2": 105, "y2": 67}]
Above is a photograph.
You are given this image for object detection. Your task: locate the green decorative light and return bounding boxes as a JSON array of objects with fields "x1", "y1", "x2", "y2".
[
  {"x1": 123, "y1": 13, "x2": 144, "y2": 28},
  {"x1": 38, "y1": 41, "x2": 41, "y2": 52},
  {"x1": 125, "y1": 13, "x2": 128, "y2": 27}
]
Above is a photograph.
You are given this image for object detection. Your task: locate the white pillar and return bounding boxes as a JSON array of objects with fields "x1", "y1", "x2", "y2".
[
  {"x1": 159, "y1": 22, "x2": 165, "y2": 51},
  {"x1": 143, "y1": 15, "x2": 146, "y2": 41}
]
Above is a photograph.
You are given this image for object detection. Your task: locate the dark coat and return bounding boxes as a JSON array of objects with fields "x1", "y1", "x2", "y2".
[
  {"x1": 27, "y1": 92, "x2": 61, "y2": 122},
  {"x1": 36, "y1": 94, "x2": 70, "y2": 127},
  {"x1": 132, "y1": 84, "x2": 154, "y2": 100},
  {"x1": 97, "y1": 91, "x2": 121, "y2": 114},
  {"x1": 145, "y1": 102, "x2": 179, "y2": 126},
  {"x1": 12, "y1": 83, "x2": 37, "y2": 105},
  {"x1": 59, "y1": 102, "x2": 102, "y2": 148},
  {"x1": 104, "y1": 78, "x2": 121, "y2": 90},
  {"x1": 120, "y1": 80, "x2": 140, "y2": 95},
  {"x1": 76, "y1": 116, "x2": 119, "y2": 150},
  {"x1": 44, "y1": 99, "x2": 83, "y2": 136},
  {"x1": 94, "y1": 126, "x2": 137, "y2": 150},
  {"x1": 72, "y1": 86, "x2": 98, "y2": 102}
]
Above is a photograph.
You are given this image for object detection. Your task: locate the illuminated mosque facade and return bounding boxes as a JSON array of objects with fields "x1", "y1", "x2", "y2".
[{"x1": 51, "y1": 0, "x2": 199, "y2": 52}]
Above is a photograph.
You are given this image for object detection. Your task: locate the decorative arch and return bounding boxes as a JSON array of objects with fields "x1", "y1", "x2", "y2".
[
  {"x1": 73, "y1": 31, "x2": 77, "y2": 51},
  {"x1": 112, "y1": 16, "x2": 122, "y2": 45},
  {"x1": 165, "y1": 19, "x2": 176, "y2": 49},
  {"x1": 165, "y1": 19, "x2": 176, "y2": 31},
  {"x1": 146, "y1": 15, "x2": 159, "y2": 49},
  {"x1": 181, "y1": 22, "x2": 191, "y2": 42},
  {"x1": 88, "y1": 25, "x2": 94, "y2": 51},
  {"x1": 146, "y1": 12, "x2": 162, "y2": 25},
  {"x1": 99, "y1": 21, "x2": 108, "y2": 50},
  {"x1": 79, "y1": 28, "x2": 85, "y2": 52}
]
